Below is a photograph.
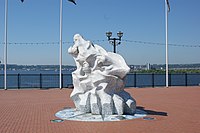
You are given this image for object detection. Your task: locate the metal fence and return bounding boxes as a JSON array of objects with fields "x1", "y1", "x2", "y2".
[
  {"x1": 125, "y1": 73, "x2": 200, "y2": 87},
  {"x1": 0, "y1": 74, "x2": 72, "y2": 89},
  {"x1": 0, "y1": 73, "x2": 200, "y2": 89}
]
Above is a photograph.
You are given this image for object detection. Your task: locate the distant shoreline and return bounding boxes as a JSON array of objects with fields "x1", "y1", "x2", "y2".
[{"x1": 1, "y1": 63, "x2": 200, "y2": 73}]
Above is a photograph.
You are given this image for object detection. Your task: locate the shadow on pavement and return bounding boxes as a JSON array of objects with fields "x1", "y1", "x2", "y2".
[{"x1": 137, "y1": 106, "x2": 168, "y2": 116}]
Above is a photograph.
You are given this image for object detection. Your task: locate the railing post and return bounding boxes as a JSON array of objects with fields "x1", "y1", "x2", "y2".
[
  {"x1": 169, "y1": 73, "x2": 171, "y2": 87},
  {"x1": 185, "y1": 73, "x2": 188, "y2": 86},
  {"x1": 61, "y1": 73, "x2": 64, "y2": 88},
  {"x1": 152, "y1": 73, "x2": 154, "y2": 88},
  {"x1": 40, "y1": 73, "x2": 42, "y2": 88},
  {"x1": 17, "y1": 73, "x2": 20, "y2": 89},
  {"x1": 134, "y1": 73, "x2": 137, "y2": 87}
]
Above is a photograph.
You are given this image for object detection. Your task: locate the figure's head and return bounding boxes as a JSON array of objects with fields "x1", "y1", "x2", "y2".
[
  {"x1": 73, "y1": 34, "x2": 94, "y2": 49},
  {"x1": 73, "y1": 34, "x2": 84, "y2": 43}
]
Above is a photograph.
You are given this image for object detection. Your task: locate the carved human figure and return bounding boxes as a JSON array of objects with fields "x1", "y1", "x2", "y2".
[{"x1": 68, "y1": 34, "x2": 136, "y2": 115}]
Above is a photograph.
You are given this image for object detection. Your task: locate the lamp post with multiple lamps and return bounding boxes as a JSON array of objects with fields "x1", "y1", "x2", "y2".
[{"x1": 106, "y1": 31, "x2": 123, "y2": 53}]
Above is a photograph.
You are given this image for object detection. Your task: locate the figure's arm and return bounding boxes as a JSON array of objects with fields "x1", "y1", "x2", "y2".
[
  {"x1": 92, "y1": 55, "x2": 106, "y2": 71},
  {"x1": 68, "y1": 44, "x2": 79, "y2": 57}
]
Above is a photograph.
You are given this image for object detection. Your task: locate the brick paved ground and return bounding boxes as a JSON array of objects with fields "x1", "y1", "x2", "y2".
[{"x1": 0, "y1": 86, "x2": 200, "y2": 133}]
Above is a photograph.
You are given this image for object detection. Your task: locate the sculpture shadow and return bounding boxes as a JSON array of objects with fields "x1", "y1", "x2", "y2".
[{"x1": 137, "y1": 106, "x2": 168, "y2": 116}]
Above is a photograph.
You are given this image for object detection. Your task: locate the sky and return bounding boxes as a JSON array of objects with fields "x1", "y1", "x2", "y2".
[{"x1": 0, "y1": 0, "x2": 200, "y2": 66}]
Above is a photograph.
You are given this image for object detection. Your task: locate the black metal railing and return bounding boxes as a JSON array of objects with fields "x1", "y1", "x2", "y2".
[
  {"x1": 0, "y1": 73, "x2": 200, "y2": 89},
  {"x1": 125, "y1": 73, "x2": 200, "y2": 87},
  {"x1": 0, "y1": 74, "x2": 72, "y2": 89}
]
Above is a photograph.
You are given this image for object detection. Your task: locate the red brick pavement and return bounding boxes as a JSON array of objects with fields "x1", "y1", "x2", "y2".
[{"x1": 0, "y1": 87, "x2": 200, "y2": 133}]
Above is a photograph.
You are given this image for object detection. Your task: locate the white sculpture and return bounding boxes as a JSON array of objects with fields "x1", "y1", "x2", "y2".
[{"x1": 68, "y1": 34, "x2": 136, "y2": 115}]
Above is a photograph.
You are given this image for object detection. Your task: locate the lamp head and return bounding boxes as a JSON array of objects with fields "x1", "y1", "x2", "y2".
[
  {"x1": 117, "y1": 31, "x2": 123, "y2": 39},
  {"x1": 106, "y1": 31, "x2": 112, "y2": 39}
]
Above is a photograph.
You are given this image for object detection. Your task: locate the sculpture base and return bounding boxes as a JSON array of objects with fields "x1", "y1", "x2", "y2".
[{"x1": 55, "y1": 108, "x2": 147, "y2": 122}]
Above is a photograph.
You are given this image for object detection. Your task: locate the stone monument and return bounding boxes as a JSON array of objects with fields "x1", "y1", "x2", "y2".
[{"x1": 68, "y1": 34, "x2": 136, "y2": 115}]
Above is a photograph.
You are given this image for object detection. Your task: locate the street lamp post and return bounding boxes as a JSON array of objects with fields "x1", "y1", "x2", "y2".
[
  {"x1": 106, "y1": 31, "x2": 123, "y2": 53},
  {"x1": 59, "y1": 0, "x2": 63, "y2": 89},
  {"x1": 4, "y1": 0, "x2": 8, "y2": 90}
]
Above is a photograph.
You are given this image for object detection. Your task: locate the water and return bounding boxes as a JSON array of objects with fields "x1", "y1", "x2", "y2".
[
  {"x1": 0, "y1": 69, "x2": 73, "y2": 74},
  {"x1": 0, "y1": 70, "x2": 200, "y2": 89}
]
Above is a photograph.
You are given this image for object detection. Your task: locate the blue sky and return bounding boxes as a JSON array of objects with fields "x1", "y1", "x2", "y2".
[{"x1": 0, "y1": 0, "x2": 200, "y2": 65}]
